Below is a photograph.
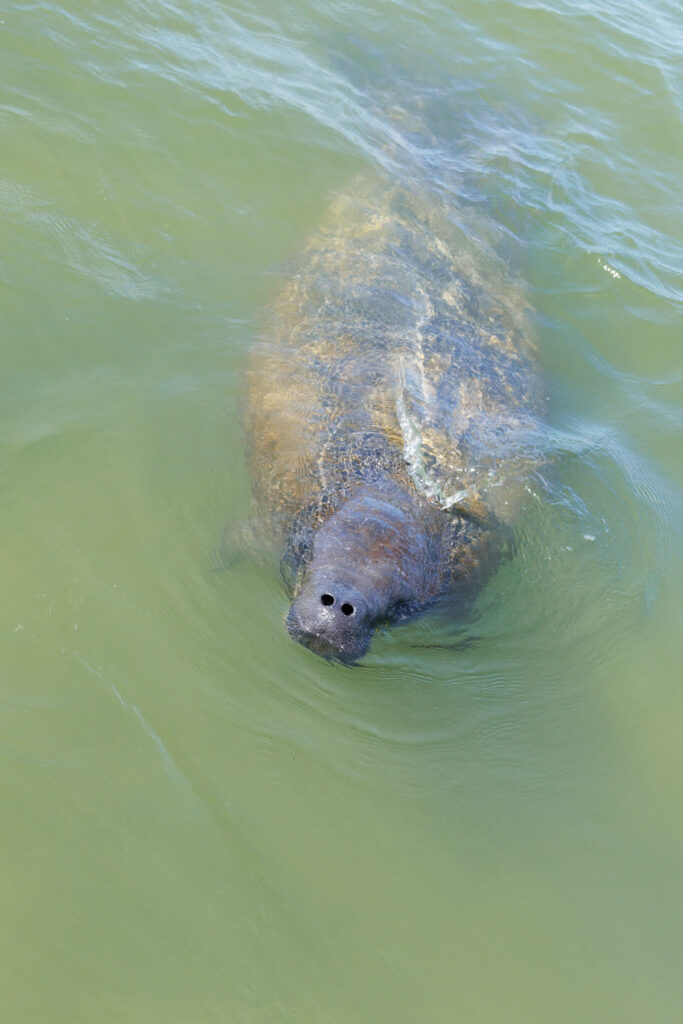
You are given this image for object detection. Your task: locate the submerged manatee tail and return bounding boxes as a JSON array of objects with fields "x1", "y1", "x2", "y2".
[{"x1": 322, "y1": 34, "x2": 545, "y2": 255}]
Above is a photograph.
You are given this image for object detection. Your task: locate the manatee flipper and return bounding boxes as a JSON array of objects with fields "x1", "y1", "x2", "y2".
[
  {"x1": 441, "y1": 500, "x2": 515, "y2": 595},
  {"x1": 209, "y1": 519, "x2": 264, "y2": 573},
  {"x1": 449, "y1": 493, "x2": 492, "y2": 527}
]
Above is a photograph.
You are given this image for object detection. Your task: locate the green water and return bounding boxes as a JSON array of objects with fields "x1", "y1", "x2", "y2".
[{"x1": 2, "y1": 1, "x2": 682, "y2": 1020}]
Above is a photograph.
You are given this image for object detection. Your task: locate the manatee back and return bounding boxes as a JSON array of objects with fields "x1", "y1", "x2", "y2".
[{"x1": 247, "y1": 174, "x2": 544, "y2": 539}]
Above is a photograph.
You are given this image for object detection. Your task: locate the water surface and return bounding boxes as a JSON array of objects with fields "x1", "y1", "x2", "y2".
[{"x1": 1, "y1": 1, "x2": 682, "y2": 1021}]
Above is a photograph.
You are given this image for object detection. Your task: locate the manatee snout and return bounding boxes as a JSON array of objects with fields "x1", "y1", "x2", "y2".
[{"x1": 286, "y1": 578, "x2": 372, "y2": 664}]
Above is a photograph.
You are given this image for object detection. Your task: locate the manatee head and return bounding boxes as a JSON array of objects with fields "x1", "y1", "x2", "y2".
[{"x1": 285, "y1": 484, "x2": 440, "y2": 664}]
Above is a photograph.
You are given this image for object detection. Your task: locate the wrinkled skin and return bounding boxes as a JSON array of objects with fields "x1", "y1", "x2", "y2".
[
  {"x1": 285, "y1": 481, "x2": 443, "y2": 662},
  {"x1": 245, "y1": 174, "x2": 543, "y2": 663}
]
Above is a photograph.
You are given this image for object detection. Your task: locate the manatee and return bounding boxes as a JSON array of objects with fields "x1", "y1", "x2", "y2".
[{"x1": 245, "y1": 174, "x2": 544, "y2": 663}]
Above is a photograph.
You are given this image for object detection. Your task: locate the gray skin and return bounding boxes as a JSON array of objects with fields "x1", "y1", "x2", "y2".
[
  {"x1": 246, "y1": 174, "x2": 544, "y2": 663},
  {"x1": 286, "y1": 481, "x2": 443, "y2": 663}
]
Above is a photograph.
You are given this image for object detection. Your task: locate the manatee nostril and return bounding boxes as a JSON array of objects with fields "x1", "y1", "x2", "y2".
[
  {"x1": 341, "y1": 602, "x2": 354, "y2": 616},
  {"x1": 320, "y1": 593, "x2": 334, "y2": 606}
]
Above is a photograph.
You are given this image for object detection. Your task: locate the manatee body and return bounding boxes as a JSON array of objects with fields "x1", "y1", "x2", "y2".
[{"x1": 246, "y1": 175, "x2": 543, "y2": 662}]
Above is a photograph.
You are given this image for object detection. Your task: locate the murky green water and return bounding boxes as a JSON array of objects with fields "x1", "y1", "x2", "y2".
[{"x1": 2, "y1": 1, "x2": 682, "y2": 1020}]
